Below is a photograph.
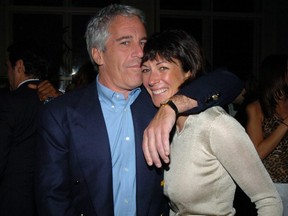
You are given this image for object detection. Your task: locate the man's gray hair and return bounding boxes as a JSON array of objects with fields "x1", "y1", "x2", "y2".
[{"x1": 85, "y1": 4, "x2": 146, "y2": 64}]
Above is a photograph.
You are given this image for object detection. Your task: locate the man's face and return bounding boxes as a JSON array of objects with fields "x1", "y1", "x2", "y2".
[
  {"x1": 6, "y1": 59, "x2": 25, "y2": 90},
  {"x1": 6, "y1": 60, "x2": 17, "y2": 90},
  {"x1": 93, "y1": 15, "x2": 147, "y2": 98}
]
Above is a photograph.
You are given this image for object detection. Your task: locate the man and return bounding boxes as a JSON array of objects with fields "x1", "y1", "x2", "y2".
[
  {"x1": 0, "y1": 42, "x2": 48, "y2": 216},
  {"x1": 35, "y1": 4, "x2": 243, "y2": 216}
]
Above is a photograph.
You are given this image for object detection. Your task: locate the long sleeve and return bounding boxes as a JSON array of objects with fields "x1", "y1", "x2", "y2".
[
  {"x1": 35, "y1": 104, "x2": 78, "y2": 216},
  {"x1": 164, "y1": 106, "x2": 282, "y2": 215},
  {"x1": 178, "y1": 69, "x2": 243, "y2": 114},
  {"x1": 35, "y1": 85, "x2": 115, "y2": 216},
  {"x1": 211, "y1": 111, "x2": 283, "y2": 215}
]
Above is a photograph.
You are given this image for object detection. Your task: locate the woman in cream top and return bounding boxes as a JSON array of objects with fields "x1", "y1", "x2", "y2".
[
  {"x1": 141, "y1": 29, "x2": 283, "y2": 215},
  {"x1": 165, "y1": 106, "x2": 279, "y2": 215}
]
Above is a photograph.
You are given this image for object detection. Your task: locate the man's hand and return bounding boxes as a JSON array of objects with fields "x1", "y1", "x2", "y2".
[
  {"x1": 142, "y1": 95, "x2": 198, "y2": 168},
  {"x1": 28, "y1": 80, "x2": 62, "y2": 102},
  {"x1": 142, "y1": 105, "x2": 176, "y2": 168}
]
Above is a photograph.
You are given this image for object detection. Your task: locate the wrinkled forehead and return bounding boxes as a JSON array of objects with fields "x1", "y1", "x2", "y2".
[{"x1": 108, "y1": 15, "x2": 146, "y2": 35}]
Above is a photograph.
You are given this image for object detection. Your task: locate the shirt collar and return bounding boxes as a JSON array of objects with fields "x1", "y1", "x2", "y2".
[
  {"x1": 96, "y1": 75, "x2": 141, "y2": 105},
  {"x1": 17, "y1": 78, "x2": 39, "y2": 89}
]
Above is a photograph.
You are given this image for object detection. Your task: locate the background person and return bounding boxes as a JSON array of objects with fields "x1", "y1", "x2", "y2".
[
  {"x1": 246, "y1": 54, "x2": 288, "y2": 215},
  {"x1": 0, "y1": 41, "x2": 49, "y2": 216},
  {"x1": 65, "y1": 61, "x2": 97, "y2": 92}
]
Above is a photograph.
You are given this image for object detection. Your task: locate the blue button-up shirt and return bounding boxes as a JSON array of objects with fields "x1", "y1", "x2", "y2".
[{"x1": 97, "y1": 77, "x2": 141, "y2": 216}]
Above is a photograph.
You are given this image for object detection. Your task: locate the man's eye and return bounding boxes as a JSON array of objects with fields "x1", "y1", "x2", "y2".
[
  {"x1": 121, "y1": 41, "x2": 129, "y2": 45},
  {"x1": 140, "y1": 41, "x2": 147, "y2": 46}
]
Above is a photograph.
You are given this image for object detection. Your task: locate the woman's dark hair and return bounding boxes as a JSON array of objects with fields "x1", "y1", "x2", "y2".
[
  {"x1": 259, "y1": 54, "x2": 288, "y2": 118},
  {"x1": 141, "y1": 29, "x2": 205, "y2": 85}
]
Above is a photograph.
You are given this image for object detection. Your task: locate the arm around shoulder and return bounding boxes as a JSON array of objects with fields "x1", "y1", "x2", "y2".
[{"x1": 176, "y1": 70, "x2": 243, "y2": 114}]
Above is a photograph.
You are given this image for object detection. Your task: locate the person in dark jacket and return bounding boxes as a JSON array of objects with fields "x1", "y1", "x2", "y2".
[{"x1": 0, "y1": 42, "x2": 48, "y2": 216}]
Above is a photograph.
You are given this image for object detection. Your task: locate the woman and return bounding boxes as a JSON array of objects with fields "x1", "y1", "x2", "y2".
[
  {"x1": 141, "y1": 29, "x2": 283, "y2": 215},
  {"x1": 246, "y1": 54, "x2": 288, "y2": 215}
]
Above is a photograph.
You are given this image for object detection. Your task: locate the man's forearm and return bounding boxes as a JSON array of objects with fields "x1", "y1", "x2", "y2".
[
  {"x1": 175, "y1": 70, "x2": 243, "y2": 114},
  {"x1": 168, "y1": 95, "x2": 198, "y2": 114}
]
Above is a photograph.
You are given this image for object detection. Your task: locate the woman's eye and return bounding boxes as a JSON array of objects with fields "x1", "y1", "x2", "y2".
[
  {"x1": 159, "y1": 66, "x2": 168, "y2": 71},
  {"x1": 141, "y1": 68, "x2": 150, "y2": 73}
]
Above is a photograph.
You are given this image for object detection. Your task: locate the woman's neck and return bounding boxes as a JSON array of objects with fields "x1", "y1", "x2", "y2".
[{"x1": 176, "y1": 115, "x2": 188, "y2": 132}]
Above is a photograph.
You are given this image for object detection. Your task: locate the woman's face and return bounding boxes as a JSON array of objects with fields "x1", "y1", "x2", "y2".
[{"x1": 142, "y1": 56, "x2": 191, "y2": 107}]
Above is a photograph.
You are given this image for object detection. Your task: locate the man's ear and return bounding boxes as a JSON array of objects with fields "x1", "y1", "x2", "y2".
[
  {"x1": 15, "y1": 59, "x2": 25, "y2": 74},
  {"x1": 92, "y1": 48, "x2": 103, "y2": 65}
]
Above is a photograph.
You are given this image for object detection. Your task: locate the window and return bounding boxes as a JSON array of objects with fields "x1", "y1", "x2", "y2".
[
  {"x1": 158, "y1": 0, "x2": 261, "y2": 78},
  {"x1": 1, "y1": 0, "x2": 119, "y2": 90},
  {"x1": 13, "y1": 14, "x2": 63, "y2": 87},
  {"x1": 0, "y1": 0, "x2": 275, "y2": 90}
]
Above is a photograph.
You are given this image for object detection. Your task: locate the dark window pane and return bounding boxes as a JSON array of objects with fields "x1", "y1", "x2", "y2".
[
  {"x1": 72, "y1": 15, "x2": 92, "y2": 72},
  {"x1": 160, "y1": 18, "x2": 202, "y2": 44},
  {"x1": 71, "y1": 0, "x2": 120, "y2": 7},
  {"x1": 13, "y1": 14, "x2": 63, "y2": 86},
  {"x1": 213, "y1": 0, "x2": 260, "y2": 13},
  {"x1": 213, "y1": 19, "x2": 254, "y2": 80},
  {"x1": 160, "y1": 0, "x2": 202, "y2": 10},
  {"x1": 12, "y1": 0, "x2": 62, "y2": 6}
]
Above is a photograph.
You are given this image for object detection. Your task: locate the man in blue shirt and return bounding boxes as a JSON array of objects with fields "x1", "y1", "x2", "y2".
[{"x1": 35, "y1": 4, "x2": 242, "y2": 216}]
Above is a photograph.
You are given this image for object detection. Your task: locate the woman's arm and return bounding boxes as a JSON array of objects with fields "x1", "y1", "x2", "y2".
[
  {"x1": 246, "y1": 101, "x2": 288, "y2": 159},
  {"x1": 212, "y1": 113, "x2": 283, "y2": 215}
]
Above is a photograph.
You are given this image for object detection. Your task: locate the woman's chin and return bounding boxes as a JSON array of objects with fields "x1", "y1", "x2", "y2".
[{"x1": 152, "y1": 99, "x2": 161, "y2": 108}]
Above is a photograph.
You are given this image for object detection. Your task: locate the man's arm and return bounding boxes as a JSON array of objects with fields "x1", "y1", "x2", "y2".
[
  {"x1": 28, "y1": 80, "x2": 62, "y2": 102},
  {"x1": 35, "y1": 105, "x2": 75, "y2": 215},
  {"x1": 143, "y1": 70, "x2": 243, "y2": 167}
]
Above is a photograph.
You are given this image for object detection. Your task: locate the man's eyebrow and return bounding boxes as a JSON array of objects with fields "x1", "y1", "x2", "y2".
[
  {"x1": 115, "y1": 35, "x2": 147, "y2": 42},
  {"x1": 116, "y1": 35, "x2": 132, "y2": 42}
]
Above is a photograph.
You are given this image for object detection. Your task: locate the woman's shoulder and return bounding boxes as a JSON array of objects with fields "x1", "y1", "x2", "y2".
[
  {"x1": 203, "y1": 106, "x2": 229, "y2": 118},
  {"x1": 246, "y1": 100, "x2": 263, "y2": 119},
  {"x1": 200, "y1": 106, "x2": 247, "y2": 131},
  {"x1": 246, "y1": 100, "x2": 260, "y2": 111},
  {"x1": 187, "y1": 106, "x2": 232, "y2": 125}
]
